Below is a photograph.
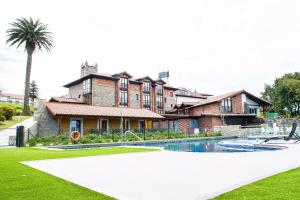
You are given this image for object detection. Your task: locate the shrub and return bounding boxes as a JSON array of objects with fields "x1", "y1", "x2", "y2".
[
  {"x1": 28, "y1": 137, "x2": 37, "y2": 147},
  {"x1": 0, "y1": 105, "x2": 16, "y2": 120},
  {"x1": 0, "y1": 115, "x2": 5, "y2": 122}
]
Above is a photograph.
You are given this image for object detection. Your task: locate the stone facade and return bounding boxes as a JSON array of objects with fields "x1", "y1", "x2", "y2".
[
  {"x1": 33, "y1": 100, "x2": 58, "y2": 136},
  {"x1": 92, "y1": 78, "x2": 116, "y2": 106},
  {"x1": 69, "y1": 83, "x2": 83, "y2": 100},
  {"x1": 129, "y1": 84, "x2": 141, "y2": 109},
  {"x1": 80, "y1": 62, "x2": 98, "y2": 77},
  {"x1": 164, "y1": 89, "x2": 177, "y2": 111}
]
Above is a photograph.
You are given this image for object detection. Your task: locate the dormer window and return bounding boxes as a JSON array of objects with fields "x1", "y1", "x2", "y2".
[
  {"x1": 120, "y1": 77, "x2": 128, "y2": 89},
  {"x1": 83, "y1": 78, "x2": 91, "y2": 94},
  {"x1": 143, "y1": 82, "x2": 150, "y2": 92}
]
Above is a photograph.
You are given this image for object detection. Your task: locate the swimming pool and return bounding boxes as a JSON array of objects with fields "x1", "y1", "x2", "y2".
[
  {"x1": 145, "y1": 139, "x2": 282, "y2": 153},
  {"x1": 46, "y1": 137, "x2": 283, "y2": 152}
]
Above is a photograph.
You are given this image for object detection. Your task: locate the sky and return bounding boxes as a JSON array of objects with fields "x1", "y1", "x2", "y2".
[{"x1": 0, "y1": 0, "x2": 299, "y2": 99}]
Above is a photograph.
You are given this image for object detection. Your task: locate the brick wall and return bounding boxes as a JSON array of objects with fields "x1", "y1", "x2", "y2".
[
  {"x1": 199, "y1": 117, "x2": 212, "y2": 129},
  {"x1": 212, "y1": 116, "x2": 222, "y2": 127},
  {"x1": 178, "y1": 118, "x2": 190, "y2": 133},
  {"x1": 232, "y1": 94, "x2": 243, "y2": 113},
  {"x1": 191, "y1": 102, "x2": 220, "y2": 115}
]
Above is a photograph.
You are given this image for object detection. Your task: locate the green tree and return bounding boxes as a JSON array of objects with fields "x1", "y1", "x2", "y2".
[
  {"x1": 29, "y1": 80, "x2": 39, "y2": 103},
  {"x1": 6, "y1": 17, "x2": 53, "y2": 115},
  {"x1": 261, "y1": 72, "x2": 300, "y2": 116}
]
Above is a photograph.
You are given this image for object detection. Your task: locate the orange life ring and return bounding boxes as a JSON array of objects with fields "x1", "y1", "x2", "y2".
[{"x1": 70, "y1": 131, "x2": 81, "y2": 142}]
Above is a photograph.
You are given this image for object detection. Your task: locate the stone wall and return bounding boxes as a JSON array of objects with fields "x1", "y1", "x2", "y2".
[
  {"x1": 129, "y1": 84, "x2": 140, "y2": 109},
  {"x1": 92, "y1": 78, "x2": 116, "y2": 106},
  {"x1": 34, "y1": 99, "x2": 58, "y2": 136},
  {"x1": 164, "y1": 88, "x2": 176, "y2": 112},
  {"x1": 69, "y1": 82, "x2": 83, "y2": 100}
]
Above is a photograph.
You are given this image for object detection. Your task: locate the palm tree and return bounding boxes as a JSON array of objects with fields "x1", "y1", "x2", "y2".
[{"x1": 6, "y1": 17, "x2": 54, "y2": 115}]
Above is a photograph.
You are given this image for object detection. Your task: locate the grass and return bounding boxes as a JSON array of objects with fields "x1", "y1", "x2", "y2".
[
  {"x1": 0, "y1": 115, "x2": 30, "y2": 129},
  {"x1": 213, "y1": 167, "x2": 300, "y2": 200},
  {"x1": 0, "y1": 147, "x2": 157, "y2": 200}
]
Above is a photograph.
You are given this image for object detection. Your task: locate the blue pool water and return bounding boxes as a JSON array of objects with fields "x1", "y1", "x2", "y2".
[
  {"x1": 47, "y1": 138, "x2": 283, "y2": 152},
  {"x1": 145, "y1": 139, "x2": 277, "y2": 153}
]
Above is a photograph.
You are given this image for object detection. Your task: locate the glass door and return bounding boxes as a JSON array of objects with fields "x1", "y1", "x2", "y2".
[
  {"x1": 70, "y1": 119, "x2": 82, "y2": 134},
  {"x1": 101, "y1": 119, "x2": 108, "y2": 133}
]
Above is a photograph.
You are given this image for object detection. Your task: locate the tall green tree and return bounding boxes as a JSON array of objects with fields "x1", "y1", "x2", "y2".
[
  {"x1": 261, "y1": 72, "x2": 300, "y2": 116},
  {"x1": 29, "y1": 80, "x2": 39, "y2": 103},
  {"x1": 6, "y1": 17, "x2": 53, "y2": 115}
]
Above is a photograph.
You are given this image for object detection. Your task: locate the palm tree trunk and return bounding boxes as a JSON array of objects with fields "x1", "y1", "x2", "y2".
[{"x1": 23, "y1": 49, "x2": 33, "y2": 115}]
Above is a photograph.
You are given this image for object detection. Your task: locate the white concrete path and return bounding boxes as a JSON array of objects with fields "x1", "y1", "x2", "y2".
[
  {"x1": 0, "y1": 117, "x2": 34, "y2": 146},
  {"x1": 23, "y1": 144, "x2": 300, "y2": 200}
]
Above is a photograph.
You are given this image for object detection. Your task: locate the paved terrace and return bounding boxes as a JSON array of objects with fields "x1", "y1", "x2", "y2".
[{"x1": 23, "y1": 144, "x2": 300, "y2": 200}]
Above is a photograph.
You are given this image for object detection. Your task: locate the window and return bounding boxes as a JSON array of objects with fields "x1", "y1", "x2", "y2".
[
  {"x1": 120, "y1": 91, "x2": 128, "y2": 106},
  {"x1": 221, "y1": 97, "x2": 232, "y2": 113},
  {"x1": 120, "y1": 77, "x2": 128, "y2": 89},
  {"x1": 157, "y1": 95, "x2": 163, "y2": 108},
  {"x1": 143, "y1": 82, "x2": 150, "y2": 92},
  {"x1": 158, "y1": 109, "x2": 164, "y2": 114},
  {"x1": 170, "y1": 92, "x2": 174, "y2": 97},
  {"x1": 122, "y1": 119, "x2": 130, "y2": 130},
  {"x1": 143, "y1": 93, "x2": 150, "y2": 107},
  {"x1": 83, "y1": 78, "x2": 91, "y2": 94},
  {"x1": 156, "y1": 84, "x2": 163, "y2": 94},
  {"x1": 136, "y1": 94, "x2": 139, "y2": 100},
  {"x1": 249, "y1": 108, "x2": 257, "y2": 114},
  {"x1": 190, "y1": 119, "x2": 199, "y2": 128}
]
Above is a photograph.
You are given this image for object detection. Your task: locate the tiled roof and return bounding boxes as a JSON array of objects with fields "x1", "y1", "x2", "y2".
[
  {"x1": 190, "y1": 90, "x2": 269, "y2": 108},
  {"x1": 45, "y1": 102, "x2": 165, "y2": 119},
  {"x1": 49, "y1": 97, "x2": 84, "y2": 104},
  {"x1": 0, "y1": 93, "x2": 23, "y2": 100}
]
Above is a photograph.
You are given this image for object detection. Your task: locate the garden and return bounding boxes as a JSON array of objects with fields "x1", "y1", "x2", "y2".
[
  {"x1": 27, "y1": 129, "x2": 222, "y2": 147},
  {"x1": 0, "y1": 103, "x2": 33, "y2": 129}
]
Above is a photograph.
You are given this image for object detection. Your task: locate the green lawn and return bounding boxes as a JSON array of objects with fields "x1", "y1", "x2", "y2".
[
  {"x1": 0, "y1": 147, "x2": 157, "y2": 200},
  {"x1": 213, "y1": 167, "x2": 300, "y2": 200},
  {"x1": 0, "y1": 116, "x2": 30, "y2": 129}
]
